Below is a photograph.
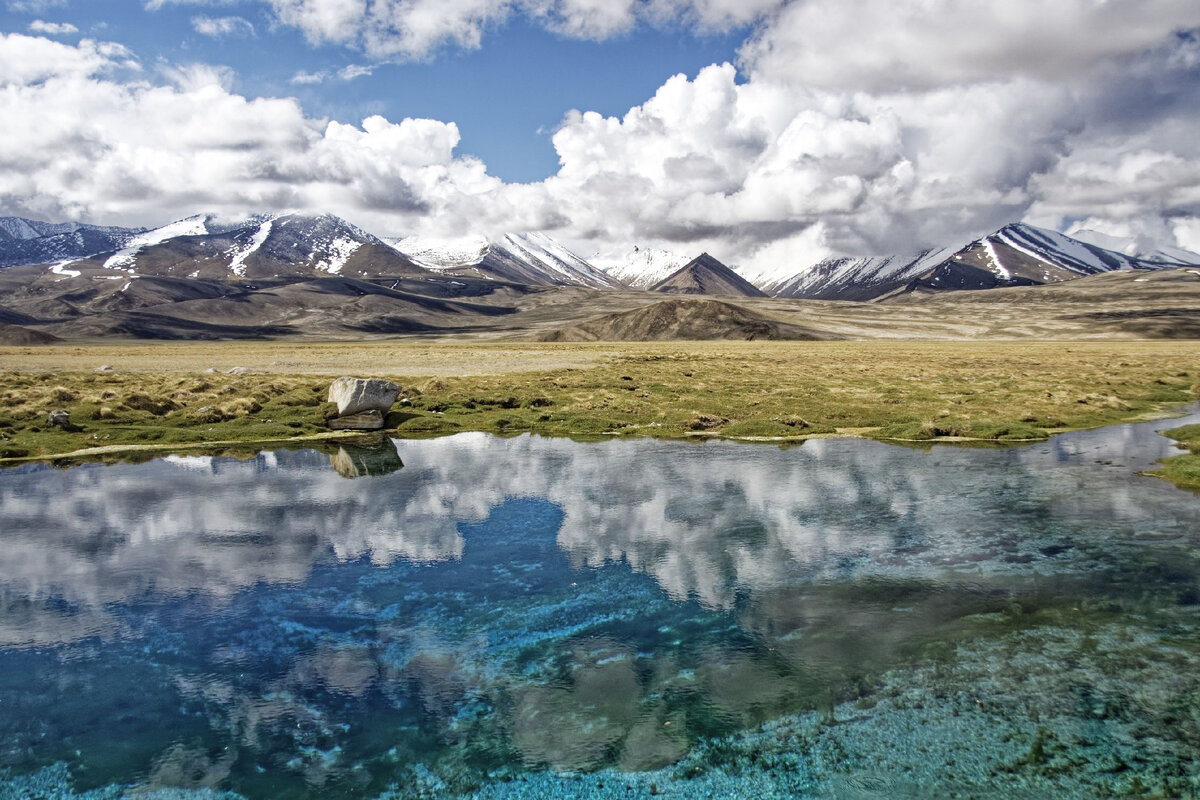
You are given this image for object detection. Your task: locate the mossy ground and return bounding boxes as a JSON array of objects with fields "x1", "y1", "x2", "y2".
[{"x1": 0, "y1": 340, "x2": 1196, "y2": 486}]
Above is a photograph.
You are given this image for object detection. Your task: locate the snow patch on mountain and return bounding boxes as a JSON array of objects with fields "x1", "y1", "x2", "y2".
[
  {"x1": 48, "y1": 260, "x2": 81, "y2": 278},
  {"x1": 315, "y1": 236, "x2": 362, "y2": 275},
  {"x1": 387, "y1": 235, "x2": 489, "y2": 272},
  {"x1": 104, "y1": 215, "x2": 210, "y2": 272},
  {"x1": 981, "y1": 237, "x2": 1009, "y2": 279},
  {"x1": 595, "y1": 246, "x2": 691, "y2": 289},
  {"x1": 227, "y1": 218, "x2": 274, "y2": 277}
]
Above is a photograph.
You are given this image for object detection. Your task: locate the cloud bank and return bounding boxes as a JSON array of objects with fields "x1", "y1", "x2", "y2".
[{"x1": 1, "y1": 0, "x2": 1199, "y2": 274}]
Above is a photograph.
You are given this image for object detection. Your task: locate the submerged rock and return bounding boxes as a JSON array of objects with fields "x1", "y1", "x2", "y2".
[{"x1": 328, "y1": 376, "x2": 400, "y2": 417}]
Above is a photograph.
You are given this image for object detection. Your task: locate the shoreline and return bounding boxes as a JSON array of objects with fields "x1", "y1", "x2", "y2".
[
  {"x1": 3, "y1": 403, "x2": 1197, "y2": 492},
  {"x1": 1, "y1": 340, "x2": 1196, "y2": 487}
]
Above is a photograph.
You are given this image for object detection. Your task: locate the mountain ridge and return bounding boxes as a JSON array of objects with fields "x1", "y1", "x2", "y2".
[
  {"x1": 760, "y1": 223, "x2": 1200, "y2": 301},
  {"x1": 4, "y1": 212, "x2": 1198, "y2": 305},
  {"x1": 390, "y1": 232, "x2": 624, "y2": 289}
]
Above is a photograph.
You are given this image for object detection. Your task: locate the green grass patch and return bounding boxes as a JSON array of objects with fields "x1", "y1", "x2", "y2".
[
  {"x1": 873, "y1": 418, "x2": 1048, "y2": 442},
  {"x1": 1, "y1": 342, "x2": 1196, "y2": 481},
  {"x1": 1149, "y1": 424, "x2": 1200, "y2": 490}
]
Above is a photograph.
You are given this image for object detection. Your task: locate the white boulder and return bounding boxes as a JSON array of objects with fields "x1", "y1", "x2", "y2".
[{"x1": 328, "y1": 377, "x2": 401, "y2": 417}]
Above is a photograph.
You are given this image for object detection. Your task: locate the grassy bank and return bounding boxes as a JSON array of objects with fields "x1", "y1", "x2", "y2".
[
  {"x1": 1, "y1": 340, "x2": 1196, "y2": 485},
  {"x1": 1152, "y1": 424, "x2": 1200, "y2": 489}
]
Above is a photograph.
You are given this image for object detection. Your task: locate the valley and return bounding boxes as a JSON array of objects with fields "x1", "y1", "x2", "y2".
[{"x1": 1, "y1": 210, "x2": 1197, "y2": 484}]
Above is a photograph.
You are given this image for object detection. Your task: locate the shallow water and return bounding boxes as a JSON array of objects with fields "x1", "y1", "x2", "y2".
[{"x1": 1, "y1": 413, "x2": 1199, "y2": 798}]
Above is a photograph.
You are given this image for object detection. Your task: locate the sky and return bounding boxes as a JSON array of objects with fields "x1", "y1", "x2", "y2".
[{"x1": 1, "y1": 0, "x2": 1199, "y2": 277}]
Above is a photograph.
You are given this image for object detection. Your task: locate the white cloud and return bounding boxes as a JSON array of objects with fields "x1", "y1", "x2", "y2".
[
  {"x1": 191, "y1": 15, "x2": 256, "y2": 37},
  {"x1": 6, "y1": 0, "x2": 66, "y2": 12},
  {"x1": 740, "y1": 0, "x2": 1200, "y2": 91},
  {"x1": 269, "y1": 0, "x2": 369, "y2": 47},
  {"x1": 0, "y1": 34, "x2": 135, "y2": 84},
  {"x1": 257, "y1": 0, "x2": 781, "y2": 60},
  {"x1": 336, "y1": 62, "x2": 372, "y2": 80},
  {"x1": 27, "y1": 19, "x2": 78, "y2": 35},
  {"x1": 144, "y1": 0, "x2": 238, "y2": 10},
  {"x1": 289, "y1": 68, "x2": 326, "y2": 84},
  {"x1": 359, "y1": 0, "x2": 513, "y2": 59},
  {"x1": 525, "y1": 0, "x2": 639, "y2": 39},
  {"x1": 0, "y1": 33, "x2": 543, "y2": 235}
]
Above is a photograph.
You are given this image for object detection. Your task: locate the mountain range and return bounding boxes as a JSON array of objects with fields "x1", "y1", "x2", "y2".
[
  {"x1": 1, "y1": 210, "x2": 1198, "y2": 342},
  {"x1": 0, "y1": 217, "x2": 143, "y2": 269},
  {"x1": 5, "y1": 212, "x2": 1197, "y2": 300}
]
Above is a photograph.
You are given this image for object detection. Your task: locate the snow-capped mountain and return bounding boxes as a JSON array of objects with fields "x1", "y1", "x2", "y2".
[
  {"x1": 1065, "y1": 228, "x2": 1200, "y2": 267},
  {"x1": 390, "y1": 232, "x2": 622, "y2": 289},
  {"x1": 0, "y1": 217, "x2": 144, "y2": 268},
  {"x1": 762, "y1": 246, "x2": 962, "y2": 301},
  {"x1": 763, "y1": 223, "x2": 1200, "y2": 301},
  {"x1": 65, "y1": 212, "x2": 424, "y2": 280},
  {"x1": 595, "y1": 245, "x2": 691, "y2": 289}
]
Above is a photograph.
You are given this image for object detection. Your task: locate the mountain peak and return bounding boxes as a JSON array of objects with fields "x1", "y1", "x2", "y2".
[
  {"x1": 651, "y1": 253, "x2": 767, "y2": 298},
  {"x1": 390, "y1": 231, "x2": 620, "y2": 289}
]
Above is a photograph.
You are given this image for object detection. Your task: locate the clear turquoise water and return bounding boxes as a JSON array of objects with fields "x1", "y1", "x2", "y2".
[{"x1": 1, "y1": 413, "x2": 1199, "y2": 799}]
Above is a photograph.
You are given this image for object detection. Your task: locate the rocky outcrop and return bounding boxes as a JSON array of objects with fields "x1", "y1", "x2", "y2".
[{"x1": 328, "y1": 377, "x2": 400, "y2": 417}]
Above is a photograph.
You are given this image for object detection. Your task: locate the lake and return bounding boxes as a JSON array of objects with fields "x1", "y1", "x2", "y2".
[{"x1": 1, "y1": 413, "x2": 1199, "y2": 799}]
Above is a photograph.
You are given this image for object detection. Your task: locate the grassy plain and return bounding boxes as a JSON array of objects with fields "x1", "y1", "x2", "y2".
[{"x1": 1, "y1": 340, "x2": 1197, "y2": 484}]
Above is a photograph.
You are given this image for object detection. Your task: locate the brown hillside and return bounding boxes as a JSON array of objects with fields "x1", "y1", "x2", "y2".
[
  {"x1": 537, "y1": 298, "x2": 833, "y2": 341},
  {"x1": 0, "y1": 321, "x2": 59, "y2": 345}
]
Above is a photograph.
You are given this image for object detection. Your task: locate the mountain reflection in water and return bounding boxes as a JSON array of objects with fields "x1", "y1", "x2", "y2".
[{"x1": 0, "y1": 412, "x2": 1198, "y2": 798}]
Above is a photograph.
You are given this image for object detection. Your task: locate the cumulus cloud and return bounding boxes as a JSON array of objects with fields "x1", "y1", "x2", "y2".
[
  {"x1": 4, "y1": 0, "x2": 1200, "y2": 275},
  {"x1": 740, "y1": 0, "x2": 1200, "y2": 91},
  {"x1": 0, "y1": 33, "x2": 528, "y2": 233},
  {"x1": 259, "y1": 0, "x2": 782, "y2": 60},
  {"x1": 537, "y1": 3, "x2": 1200, "y2": 271},
  {"x1": 27, "y1": 19, "x2": 77, "y2": 35},
  {"x1": 540, "y1": 63, "x2": 1090, "y2": 272},
  {"x1": 191, "y1": 15, "x2": 256, "y2": 37}
]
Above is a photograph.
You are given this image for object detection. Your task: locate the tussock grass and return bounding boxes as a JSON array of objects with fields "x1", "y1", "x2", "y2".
[{"x1": 0, "y1": 341, "x2": 1196, "y2": 489}]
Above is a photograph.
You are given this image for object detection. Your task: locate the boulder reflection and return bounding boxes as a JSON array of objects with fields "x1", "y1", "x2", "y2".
[{"x1": 325, "y1": 435, "x2": 405, "y2": 479}]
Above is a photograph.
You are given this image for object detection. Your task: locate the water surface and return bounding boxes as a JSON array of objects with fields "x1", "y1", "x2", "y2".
[{"x1": 1, "y1": 414, "x2": 1199, "y2": 798}]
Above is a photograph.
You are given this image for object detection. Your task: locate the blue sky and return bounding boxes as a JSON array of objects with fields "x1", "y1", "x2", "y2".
[{"x1": 1, "y1": 0, "x2": 1199, "y2": 275}]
